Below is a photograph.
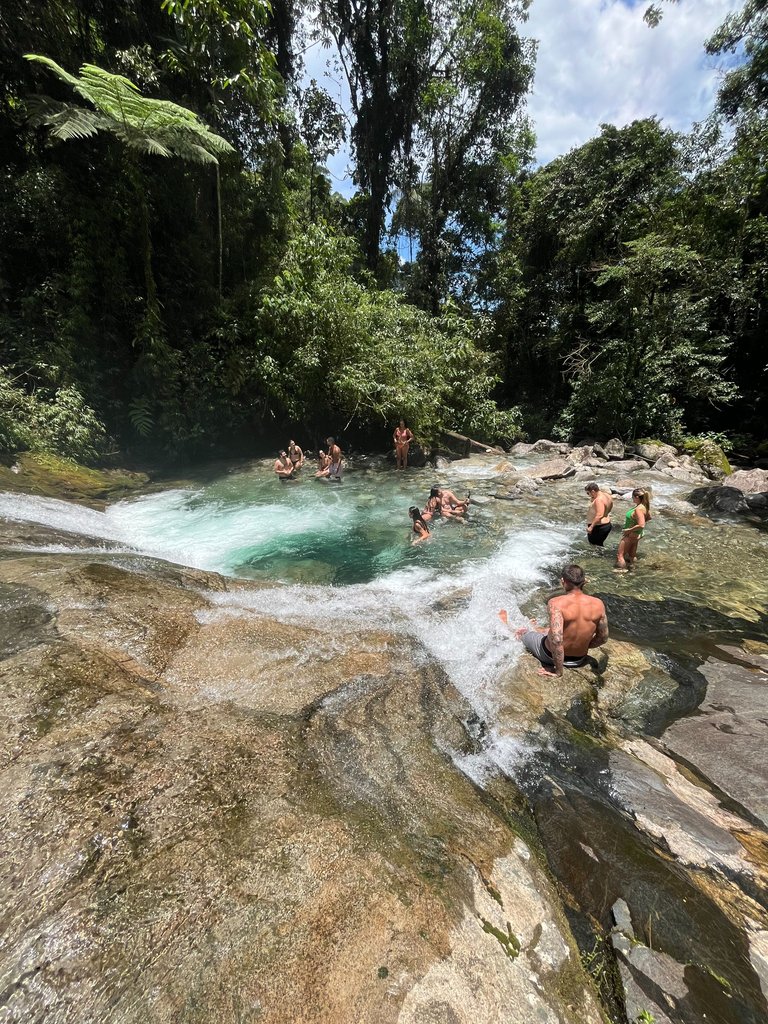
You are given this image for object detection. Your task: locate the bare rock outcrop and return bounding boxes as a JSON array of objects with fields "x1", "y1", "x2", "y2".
[
  {"x1": 0, "y1": 552, "x2": 604, "y2": 1024},
  {"x1": 519, "y1": 459, "x2": 576, "y2": 481}
]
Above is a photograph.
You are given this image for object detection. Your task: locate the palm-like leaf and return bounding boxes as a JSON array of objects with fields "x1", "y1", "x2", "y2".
[{"x1": 25, "y1": 54, "x2": 235, "y2": 165}]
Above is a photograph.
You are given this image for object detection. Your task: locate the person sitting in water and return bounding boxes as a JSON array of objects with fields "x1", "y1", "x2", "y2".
[
  {"x1": 315, "y1": 449, "x2": 331, "y2": 478},
  {"x1": 274, "y1": 450, "x2": 296, "y2": 481},
  {"x1": 616, "y1": 488, "x2": 651, "y2": 570},
  {"x1": 585, "y1": 482, "x2": 613, "y2": 546},
  {"x1": 394, "y1": 419, "x2": 414, "y2": 470},
  {"x1": 409, "y1": 506, "x2": 430, "y2": 544},
  {"x1": 288, "y1": 439, "x2": 304, "y2": 470},
  {"x1": 423, "y1": 486, "x2": 464, "y2": 522},
  {"x1": 440, "y1": 487, "x2": 470, "y2": 515},
  {"x1": 326, "y1": 437, "x2": 343, "y2": 481},
  {"x1": 422, "y1": 487, "x2": 442, "y2": 521},
  {"x1": 499, "y1": 564, "x2": 608, "y2": 677}
]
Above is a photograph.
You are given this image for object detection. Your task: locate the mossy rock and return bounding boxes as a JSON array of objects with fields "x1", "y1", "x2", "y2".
[
  {"x1": 682, "y1": 439, "x2": 731, "y2": 479},
  {"x1": 0, "y1": 452, "x2": 149, "y2": 506}
]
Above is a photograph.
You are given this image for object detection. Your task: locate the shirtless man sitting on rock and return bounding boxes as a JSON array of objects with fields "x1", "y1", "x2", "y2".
[{"x1": 499, "y1": 564, "x2": 608, "y2": 677}]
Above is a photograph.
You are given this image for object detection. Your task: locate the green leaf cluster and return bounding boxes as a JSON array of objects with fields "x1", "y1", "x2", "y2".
[
  {"x1": 234, "y1": 225, "x2": 523, "y2": 444},
  {"x1": 0, "y1": 368, "x2": 107, "y2": 463}
]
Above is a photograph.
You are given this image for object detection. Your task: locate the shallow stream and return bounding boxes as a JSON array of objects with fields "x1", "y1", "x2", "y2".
[{"x1": 2, "y1": 454, "x2": 767, "y2": 1023}]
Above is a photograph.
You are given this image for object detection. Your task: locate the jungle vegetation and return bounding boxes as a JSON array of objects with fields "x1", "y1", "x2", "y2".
[{"x1": 0, "y1": 0, "x2": 765, "y2": 462}]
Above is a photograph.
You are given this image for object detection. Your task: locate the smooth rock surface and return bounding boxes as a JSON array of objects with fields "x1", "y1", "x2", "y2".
[
  {"x1": 520, "y1": 459, "x2": 576, "y2": 481},
  {"x1": 661, "y1": 646, "x2": 768, "y2": 827},
  {"x1": 0, "y1": 552, "x2": 603, "y2": 1024},
  {"x1": 688, "y1": 485, "x2": 748, "y2": 514}
]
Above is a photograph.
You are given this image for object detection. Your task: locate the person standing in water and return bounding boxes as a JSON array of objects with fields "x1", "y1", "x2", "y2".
[
  {"x1": 394, "y1": 419, "x2": 414, "y2": 470},
  {"x1": 499, "y1": 564, "x2": 608, "y2": 677},
  {"x1": 616, "y1": 488, "x2": 651, "y2": 570},
  {"x1": 585, "y1": 482, "x2": 613, "y2": 546},
  {"x1": 326, "y1": 437, "x2": 343, "y2": 481},
  {"x1": 409, "y1": 506, "x2": 430, "y2": 544},
  {"x1": 288, "y1": 439, "x2": 304, "y2": 470},
  {"x1": 274, "y1": 450, "x2": 296, "y2": 481}
]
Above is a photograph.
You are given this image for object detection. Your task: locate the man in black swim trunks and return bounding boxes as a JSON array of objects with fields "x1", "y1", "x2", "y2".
[
  {"x1": 499, "y1": 565, "x2": 608, "y2": 677},
  {"x1": 585, "y1": 482, "x2": 613, "y2": 547}
]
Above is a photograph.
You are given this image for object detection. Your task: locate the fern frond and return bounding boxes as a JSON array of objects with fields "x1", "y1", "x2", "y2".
[
  {"x1": 25, "y1": 55, "x2": 83, "y2": 94},
  {"x1": 26, "y1": 54, "x2": 236, "y2": 165},
  {"x1": 128, "y1": 397, "x2": 154, "y2": 438}
]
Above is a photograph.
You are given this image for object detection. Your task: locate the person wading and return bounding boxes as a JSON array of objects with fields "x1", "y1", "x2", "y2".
[
  {"x1": 616, "y1": 488, "x2": 651, "y2": 570},
  {"x1": 326, "y1": 437, "x2": 343, "y2": 481},
  {"x1": 274, "y1": 450, "x2": 296, "y2": 481},
  {"x1": 499, "y1": 564, "x2": 608, "y2": 677},
  {"x1": 585, "y1": 482, "x2": 613, "y2": 546}
]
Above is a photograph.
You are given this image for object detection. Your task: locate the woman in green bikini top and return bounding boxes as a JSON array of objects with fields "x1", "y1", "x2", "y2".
[{"x1": 616, "y1": 488, "x2": 652, "y2": 569}]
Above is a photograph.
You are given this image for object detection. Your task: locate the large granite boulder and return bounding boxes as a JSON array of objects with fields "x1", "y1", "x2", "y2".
[
  {"x1": 509, "y1": 442, "x2": 534, "y2": 457},
  {"x1": 688, "y1": 485, "x2": 749, "y2": 514},
  {"x1": 529, "y1": 439, "x2": 572, "y2": 456},
  {"x1": 603, "y1": 437, "x2": 625, "y2": 460},
  {"x1": 652, "y1": 451, "x2": 709, "y2": 483},
  {"x1": 727, "y1": 468, "x2": 768, "y2": 493},
  {"x1": 520, "y1": 459, "x2": 576, "y2": 481},
  {"x1": 566, "y1": 444, "x2": 595, "y2": 465},
  {"x1": 633, "y1": 441, "x2": 678, "y2": 463}
]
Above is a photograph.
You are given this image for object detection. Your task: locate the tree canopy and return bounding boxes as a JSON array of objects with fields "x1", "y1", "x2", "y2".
[{"x1": 0, "y1": 0, "x2": 765, "y2": 463}]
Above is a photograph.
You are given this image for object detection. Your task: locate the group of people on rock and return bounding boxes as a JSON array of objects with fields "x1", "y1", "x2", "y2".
[
  {"x1": 408, "y1": 486, "x2": 471, "y2": 543},
  {"x1": 585, "y1": 481, "x2": 651, "y2": 570},
  {"x1": 274, "y1": 438, "x2": 343, "y2": 482}
]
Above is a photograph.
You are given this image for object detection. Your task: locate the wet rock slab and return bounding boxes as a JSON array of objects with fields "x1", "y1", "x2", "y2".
[
  {"x1": 0, "y1": 552, "x2": 603, "y2": 1024},
  {"x1": 660, "y1": 645, "x2": 768, "y2": 827}
]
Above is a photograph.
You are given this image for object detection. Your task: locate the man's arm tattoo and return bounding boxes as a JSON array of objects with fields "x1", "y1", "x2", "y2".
[{"x1": 590, "y1": 613, "x2": 609, "y2": 648}]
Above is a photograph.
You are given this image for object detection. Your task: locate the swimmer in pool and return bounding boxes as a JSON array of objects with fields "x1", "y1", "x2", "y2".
[
  {"x1": 288, "y1": 439, "x2": 304, "y2": 469},
  {"x1": 440, "y1": 487, "x2": 470, "y2": 515}
]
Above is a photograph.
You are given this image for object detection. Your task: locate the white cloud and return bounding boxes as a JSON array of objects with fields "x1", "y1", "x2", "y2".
[
  {"x1": 298, "y1": 0, "x2": 742, "y2": 193},
  {"x1": 525, "y1": 0, "x2": 742, "y2": 163}
]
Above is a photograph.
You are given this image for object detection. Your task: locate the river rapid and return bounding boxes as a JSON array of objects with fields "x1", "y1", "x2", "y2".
[{"x1": 1, "y1": 453, "x2": 767, "y2": 1024}]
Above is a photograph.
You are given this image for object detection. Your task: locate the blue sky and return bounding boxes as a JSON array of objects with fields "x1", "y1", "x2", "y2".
[{"x1": 303, "y1": 0, "x2": 743, "y2": 193}]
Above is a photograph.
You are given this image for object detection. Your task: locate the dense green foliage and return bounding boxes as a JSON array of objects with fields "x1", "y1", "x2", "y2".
[{"x1": 0, "y1": 0, "x2": 765, "y2": 463}]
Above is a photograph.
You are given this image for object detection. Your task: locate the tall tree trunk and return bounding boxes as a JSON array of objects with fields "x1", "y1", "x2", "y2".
[
  {"x1": 126, "y1": 159, "x2": 159, "y2": 319},
  {"x1": 216, "y1": 163, "x2": 223, "y2": 298}
]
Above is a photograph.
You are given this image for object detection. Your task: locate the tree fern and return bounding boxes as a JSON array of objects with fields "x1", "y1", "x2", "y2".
[
  {"x1": 25, "y1": 56, "x2": 234, "y2": 164},
  {"x1": 25, "y1": 54, "x2": 235, "y2": 311}
]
